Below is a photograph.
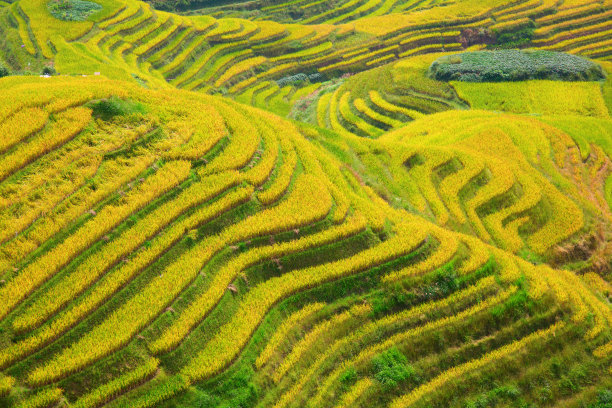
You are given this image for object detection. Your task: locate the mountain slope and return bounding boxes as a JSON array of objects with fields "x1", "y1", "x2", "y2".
[{"x1": 0, "y1": 0, "x2": 611, "y2": 407}]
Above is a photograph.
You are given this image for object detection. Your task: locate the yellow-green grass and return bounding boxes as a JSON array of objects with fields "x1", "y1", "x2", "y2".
[{"x1": 452, "y1": 80, "x2": 610, "y2": 118}]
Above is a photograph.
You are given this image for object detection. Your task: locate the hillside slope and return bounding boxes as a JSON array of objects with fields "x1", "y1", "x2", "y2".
[
  {"x1": 1, "y1": 0, "x2": 611, "y2": 93},
  {"x1": 0, "y1": 0, "x2": 611, "y2": 407},
  {"x1": 0, "y1": 73, "x2": 609, "y2": 408}
]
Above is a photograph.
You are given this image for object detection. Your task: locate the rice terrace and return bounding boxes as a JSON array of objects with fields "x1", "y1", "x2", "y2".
[{"x1": 0, "y1": 0, "x2": 611, "y2": 405}]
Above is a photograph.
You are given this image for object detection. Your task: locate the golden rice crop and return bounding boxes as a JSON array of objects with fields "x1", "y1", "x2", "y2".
[
  {"x1": 338, "y1": 92, "x2": 382, "y2": 137},
  {"x1": 0, "y1": 107, "x2": 91, "y2": 182},
  {"x1": 256, "y1": 302, "x2": 327, "y2": 369},
  {"x1": 26, "y1": 186, "x2": 254, "y2": 385},
  {"x1": 0, "y1": 173, "x2": 243, "y2": 368},
  {"x1": 149, "y1": 174, "x2": 337, "y2": 353},
  {"x1": 353, "y1": 98, "x2": 403, "y2": 128},
  {"x1": 0, "y1": 375, "x2": 15, "y2": 397},
  {"x1": 185, "y1": 49, "x2": 253, "y2": 90},
  {"x1": 16, "y1": 387, "x2": 63, "y2": 408},
  {"x1": 280, "y1": 276, "x2": 503, "y2": 408},
  {"x1": 368, "y1": 90, "x2": 423, "y2": 120},
  {"x1": 0, "y1": 34, "x2": 609, "y2": 406},
  {"x1": 0, "y1": 107, "x2": 48, "y2": 154},
  {"x1": 72, "y1": 359, "x2": 160, "y2": 408},
  {"x1": 0, "y1": 153, "x2": 155, "y2": 271},
  {"x1": 315, "y1": 286, "x2": 519, "y2": 407},
  {"x1": 388, "y1": 322, "x2": 565, "y2": 408},
  {"x1": 214, "y1": 56, "x2": 267, "y2": 87},
  {"x1": 272, "y1": 304, "x2": 371, "y2": 382},
  {"x1": 199, "y1": 100, "x2": 261, "y2": 174},
  {"x1": 242, "y1": 118, "x2": 280, "y2": 186},
  {"x1": 181, "y1": 220, "x2": 429, "y2": 381},
  {"x1": 0, "y1": 160, "x2": 190, "y2": 322},
  {"x1": 257, "y1": 145, "x2": 297, "y2": 205},
  {"x1": 12, "y1": 172, "x2": 232, "y2": 332},
  {"x1": 334, "y1": 378, "x2": 374, "y2": 408},
  {"x1": 383, "y1": 228, "x2": 459, "y2": 281},
  {"x1": 316, "y1": 93, "x2": 332, "y2": 128},
  {"x1": 270, "y1": 41, "x2": 333, "y2": 62}
]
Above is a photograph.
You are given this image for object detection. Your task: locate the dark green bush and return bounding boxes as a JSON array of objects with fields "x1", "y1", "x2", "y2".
[
  {"x1": 48, "y1": 0, "x2": 102, "y2": 21},
  {"x1": 0, "y1": 65, "x2": 9, "y2": 78},
  {"x1": 184, "y1": 366, "x2": 259, "y2": 408},
  {"x1": 490, "y1": 289, "x2": 532, "y2": 320},
  {"x1": 589, "y1": 389, "x2": 612, "y2": 407},
  {"x1": 493, "y1": 25, "x2": 535, "y2": 49},
  {"x1": 429, "y1": 50, "x2": 607, "y2": 82},
  {"x1": 89, "y1": 97, "x2": 147, "y2": 120},
  {"x1": 339, "y1": 367, "x2": 357, "y2": 385},
  {"x1": 371, "y1": 347, "x2": 418, "y2": 388},
  {"x1": 465, "y1": 385, "x2": 522, "y2": 408},
  {"x1": 146, "y1": 0, "x2": 239, "y2": 11},
  {"x1": 42, "y1": 66, "x2": 56, "y2": 76}
]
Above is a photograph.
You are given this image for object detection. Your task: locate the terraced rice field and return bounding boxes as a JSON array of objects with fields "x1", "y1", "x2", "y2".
[
  {"x1": 0, "y1": 0, "x2": 611, "y2": 407},
  {"x1": 2, "y1": 0, "x2": 611, "y2": 100}
]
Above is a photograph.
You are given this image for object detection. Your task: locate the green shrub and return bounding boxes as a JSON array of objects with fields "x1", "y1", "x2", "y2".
[
  {"x1": 429, "y1": 50, "x2": 606, "y2": 82},
  {"x1": 185, "y1": 366, "x2": 258, "y2": 408},
  {"x1": 339, "y1": 367, "x2": 357, "y2": 385},
  {"x1": 42, "y1": 66, "x2": 56, "y2": 76},
  {"x1": 589, "y1": 389, "x2": 612, "y2": 407},
  {"x1": 490, "y1": 289, "x2": 531, "y2": 320},
  {"x1": 370, "y1": 286, "x2": 413, "y2": 317},
  {"x1": 48, "y1": 0, "x2": 102, "y2": 21},
  {"x1": 89, "y1": 97, "x2": 147, "y2": 120},
  {"x1": 465, "y1": 385, "x2": 522, "y2": 408},
  {"x1": 493, "y1": 26, "x2": 535, "y2": 49},
  {"x1": 371, "y1": 347, "x2": 418, "y2": 388},
  {"x1": 0, "y1": 65, "x2": 9, "y2": 78}
]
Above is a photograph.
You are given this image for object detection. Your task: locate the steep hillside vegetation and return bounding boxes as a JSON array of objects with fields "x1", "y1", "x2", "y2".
[
  {"x1": 0, "y1": 72, "x2": 610, "y2": 408},
  {"x1": 1, "y1": 0, "x2": 611, "y2": 93},
  {"x1": 0, "y1": 0, "x2": 611, "y2": 407}
]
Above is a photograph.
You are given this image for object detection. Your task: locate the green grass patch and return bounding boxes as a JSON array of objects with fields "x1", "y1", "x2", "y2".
[{"x1": 452, "y1": 80, "x2": 610, "y2": 117}]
